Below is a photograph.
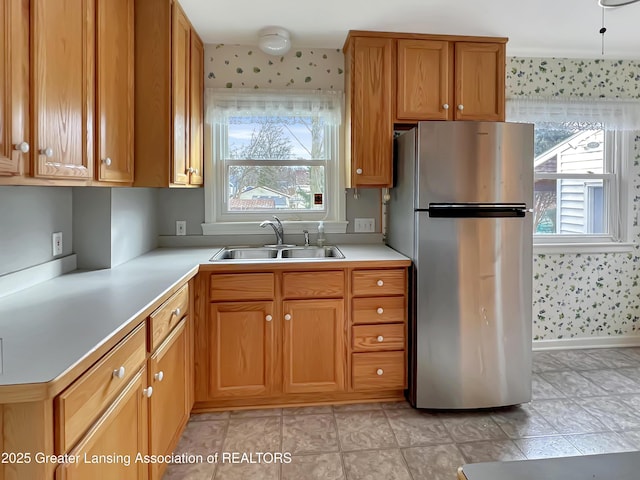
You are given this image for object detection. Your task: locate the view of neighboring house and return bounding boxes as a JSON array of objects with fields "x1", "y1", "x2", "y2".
[
  {"x1": 534, "y1": 129, "x2": 605, "y2": 234},
  {"x1": 233, "y1": 185, "x2": 292, "y2": 210}
]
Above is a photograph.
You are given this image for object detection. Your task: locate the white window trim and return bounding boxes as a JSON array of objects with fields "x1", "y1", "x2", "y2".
[
  {"x1": 532, "y1": 130, "x2": 634, "y2": 254},
  {"x1": 508, "y1": 97, "x2": 640, "y2": 253},
  {"x1": 202, "y1": 89, "x2": 347, "y2": 235}
]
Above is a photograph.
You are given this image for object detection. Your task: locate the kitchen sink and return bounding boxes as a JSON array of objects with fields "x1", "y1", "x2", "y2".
[
  {"x1": 210, "y1": 245, "x2": 344, "y2": 261},
  {"x1": 280, "y1": 246, "x2": 344, "y2": 259}
]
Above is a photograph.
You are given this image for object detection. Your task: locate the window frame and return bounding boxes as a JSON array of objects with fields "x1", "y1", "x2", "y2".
[
  {"x1": 532, "y1": 129, "x2": 633, "y2": 253},
  {"x1": 202, "y1": 90, "x2": 347, "y2": 235}
]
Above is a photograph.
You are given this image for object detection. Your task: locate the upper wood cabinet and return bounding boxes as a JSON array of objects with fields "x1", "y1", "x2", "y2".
[
  {"x1": 344, "y1": 31, "x2": 507, "y2": 188},
  {"x1": 397, "y1": 39, "x2": 452, "y2": 121},
  {"x1": 0, "y1": 0, "x2": 30, "y2": 177},
  {"x1": 396, "y1": 39, "x2": 505, "y2": 122},
  {"x1": 134, "y1": 0, "x2": 204, "y2": 188},
  {"x1": 344, "y1": 36, "x2": 394, "y2": 188},
  {"x1": 454, "y1": 42, "x2": 505, "y2": 122},
  {"x1": 95, "y1": 0, "x2": 135, "y2": 183},
  {"x1": 32, "y1": 0, "x2": 94, "y2": 180}
]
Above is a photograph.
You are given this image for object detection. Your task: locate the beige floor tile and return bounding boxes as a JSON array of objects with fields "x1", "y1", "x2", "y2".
[
  {"x1": 458, "y1": 440, "x2": 526, "y2": 463},
  {"x1": 334, "y1": 410, "x2": 397, "y2": 451},
  {"x1": 564, "y1": 432, "x2": 636, "y2": 455},
  {"x1": 439, "y1": 413, "x2": 507, "y2": 443},
  {"x1": 281, "y1": 453, "x2": 344, "y2": 480},
  {"x1": 282, "y1": 414, "x2": 339, "y2": 454},
  {"x1": 282, "y1": 405, "x2": 333, "y2": 416},
  {"x1": 222, "y1": 417, "x2": 281, "y2": 453},
  {"x1": 515, "y1": 436, "x2": 581, "y2": 459},
  {"x1": 490, "y1": 405, "x2": 558, "y2": 438},
  {"x1": 229, "y1": 408, "x2": 283, "y2": 418},
  {"x1": 214, "y1": 461, "x2": 279, "y2": 480},
  {"x1": 174, "y1": 420, "x2": 227, "y2": 456},
  {"x1": 332, "y1": 402, "x2": 382, "y2": 413},
  {"x1": 386, "y1": 408, "x2": 451, "y2": 447},
  {"x1": 162, "y1": 461, "x2": 215, "y2": 480},
  {"x1": 343, "y1": 449, "x2": 412, "y2": 480},
  {"x1": 402, "y1": 444, "x2": 466, "y2": 480},
  {"x1": 191, "y1": 411, "x2": 231, "y2": 422}
]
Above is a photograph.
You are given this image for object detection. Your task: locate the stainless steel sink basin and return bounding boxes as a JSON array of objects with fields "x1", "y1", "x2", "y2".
[
  {"x1": 212, "y1": 247, "x2": 278, "y2": 260},
  {"x1": 280, "y1": 246, "x2": 344, "y2": 259},
  {"x1": 210, "y1": 245, "x2": 344, "y2": 261}
]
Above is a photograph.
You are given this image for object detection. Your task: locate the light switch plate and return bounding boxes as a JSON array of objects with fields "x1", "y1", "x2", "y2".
[
  {"x1": 354, "y1": 218, "x2": 375, "y2": 232},
  {"x1": 176, "y1": 220, "x2": 186, "y2": 236}
]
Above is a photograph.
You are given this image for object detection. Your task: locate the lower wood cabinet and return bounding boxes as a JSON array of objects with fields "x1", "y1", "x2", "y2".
[
  {"x1": 148, "y1": 319, "x2": 189, "y2": 480},
  {"x1": 55, "y1": 368, "x2": 149, "y2": 480},
  {"x1": 208, "y1": 301, "x2": 275, "y2": 398},
  {"x1": 283, "y1": 299, "x2": 344, "y2": 394}
]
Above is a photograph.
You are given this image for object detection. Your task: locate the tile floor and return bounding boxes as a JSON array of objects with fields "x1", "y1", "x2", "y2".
[{"x1": 163, "y1": 347, "x2": 640, "y2": 480}]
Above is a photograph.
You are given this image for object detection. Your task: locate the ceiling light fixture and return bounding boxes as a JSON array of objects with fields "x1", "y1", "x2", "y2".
[
  {"x1": 598, "y1": 0, "x2": 640, "y2": 7},
  {"x1": 258, "y1": 27, "x2": 291, "y2": 56}
]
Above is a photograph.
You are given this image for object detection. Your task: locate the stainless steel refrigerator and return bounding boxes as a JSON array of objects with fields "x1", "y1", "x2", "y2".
[{"x1": 387, "y1": 121, "x2": 534, "y2": 409}]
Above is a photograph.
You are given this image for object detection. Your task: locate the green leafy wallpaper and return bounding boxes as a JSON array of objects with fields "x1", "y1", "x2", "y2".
[
  {"x1": 507, "y1": 57, "x2": 640, "y2": 340},
  {"x1": 205, "y1": 45, "x2": 344, "y2": 90}
]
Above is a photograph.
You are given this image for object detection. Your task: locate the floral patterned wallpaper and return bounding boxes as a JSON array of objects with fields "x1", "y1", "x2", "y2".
[
  {"x1": 508, "y1": 57, "x2": 640, "y2": 340},
  {"x1": 205, "y1": 46, "x2": 640, "y2": 341},
  {"x1": 205, "y1": 45, "x2": 344, "y2": 90}
]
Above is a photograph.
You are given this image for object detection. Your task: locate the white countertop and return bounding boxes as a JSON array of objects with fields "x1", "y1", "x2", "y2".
[{"x1": 0, "y1": 244, "x2": 409, "y2": 388}]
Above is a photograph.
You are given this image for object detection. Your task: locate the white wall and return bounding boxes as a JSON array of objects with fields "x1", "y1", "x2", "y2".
[{"x1": 0, "y1": 186, "x2": 73, "y2": 276}]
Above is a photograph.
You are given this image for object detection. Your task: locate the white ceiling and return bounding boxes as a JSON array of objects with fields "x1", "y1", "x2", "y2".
[{"x1": 180, "y1": 0, "x2": 640, "y2": 59}]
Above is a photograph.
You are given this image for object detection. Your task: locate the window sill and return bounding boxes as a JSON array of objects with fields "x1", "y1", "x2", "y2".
[
  {"x1": 201, "y1": 221, "x2": 348, "y2": 236},
  {"x1": 534, "y1": 242, "x2": 635, "y2": 254}
]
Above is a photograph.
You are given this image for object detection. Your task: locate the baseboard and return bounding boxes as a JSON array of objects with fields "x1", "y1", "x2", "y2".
[
  {"x1": 533, "y1": 335, "x2": 640, "y2": 351},
  {"x1": 0, "y1": 254, "x2": 77, "y2": 299}
]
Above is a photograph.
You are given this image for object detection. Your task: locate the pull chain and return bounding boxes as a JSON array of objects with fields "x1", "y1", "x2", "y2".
[{"x1": 600, "y1": 7, "x2": 607, "y2": 55}]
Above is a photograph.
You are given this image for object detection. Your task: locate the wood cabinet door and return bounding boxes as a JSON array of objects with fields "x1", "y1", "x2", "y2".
[
  {"x1": 149, "y1": 320, "x2": 189, "y2": 480},
  {"x1": 209, "y1": 302, "x2": 275, "y2": 398},
  {"x1": 349, "y1": 37, "x2": 394, "y2": 187},
  {"x1": 171, "y1": 2, "x2": 190, "y2": 185},
  {"x1": 282, "y1": 299, "x2": 345, "y2": 394},
  {"x1": 32, "y1": 0, "x2": 94, "y2": 179},
  {"x1": 454, "y1": 42, "x2": 505, "y2": 121},
  {"x1": 55, "y1": 368, "x2": 148, "y2": 480},
  {"x1": 0, "y1": 0, "x2": 30, "y2": 177},
  {"x1": 396, "y1": 39, "x2": 452, "y2": 121},
  {"x1": 188, "y1": 31, "x2": 204, "y2": 186},
  {"x1": 96, "y1": 0, "x2": 134, "y2": 183}
]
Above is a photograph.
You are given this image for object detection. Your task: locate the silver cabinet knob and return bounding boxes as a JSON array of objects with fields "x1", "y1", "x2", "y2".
[
  {"x1": 172, "y1": 307, "x2": 181, "y2": 317},
  {"x1": 154, "y1": 371, "x2": 164, "y2": 382},
  {"x1": 376, "y1": 369, "x2": 384, "y2": 376},
  {"x1": 113, "y1": 366, "x2": 126, "y2": 379},
  {"x1": 376, "y1": 307, "x2": 384, "y2": 315},
  {"x1": 377, "y1": 335, "x2": 384, "y2": 342},
  {"x1": 265, "y1": 314, "x2": 273, "y2": 322},
  {"x1": 14, "y1": 142, "x2": 30, "y2": 153},
  {"x1": 40, "y1": 147, "x2": 53, "y2": 158},
  {"x1": 377, "y1": 280, "x2": 384, "y2": 287},
  {"x1": 284, "y1": 313, "x2": 292, "y2": 321},
  {"x1": 187, "y1": 167, "x2": 198, "y2": 174},
  {"x1": 356, "y1": 168, "x2": 363, "y2": 175},
  {"x1": 143, "y1": 386, "x2": 153, "y2": 398},
  {"x1": 442, "y1": 103, "x2": 449, "y2": 110},
  {"x1": 102, "y1": 157, "x2": 112, "y2": 166},
  {"x1": 457, "y1": 104, "x2": 464, "y2": 111}
]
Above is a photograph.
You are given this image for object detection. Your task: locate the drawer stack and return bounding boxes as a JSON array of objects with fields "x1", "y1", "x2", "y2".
[{"x1": 350, "y1": 269, "x2": 407, "y2": 391}]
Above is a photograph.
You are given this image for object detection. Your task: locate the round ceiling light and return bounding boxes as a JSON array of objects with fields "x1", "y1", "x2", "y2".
[
  {"x1": 258, "y1": 27, "x2": 291, "y2": 56},
  {"x1": 598, "y1": 0, "x2": 640, "y2": 7}
]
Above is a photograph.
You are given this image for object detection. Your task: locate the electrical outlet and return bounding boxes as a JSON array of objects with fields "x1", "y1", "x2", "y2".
[
  {"x1": 52, "y1": 232, "x2": 63, "y2": 256},
  {"x1": 176, "y1": 220, "x2": 187, "y2": 236},
  {"x1": 354, "y1": 218, "x2": 375, "y2": 232}
]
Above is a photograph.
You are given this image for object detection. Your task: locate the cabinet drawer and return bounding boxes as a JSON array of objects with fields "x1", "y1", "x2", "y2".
[
  {"x1": 210, "y1": 273, "x2": 275, "y2": 301},
  {"x1": 149, "y1": 283, "x2": 189, "y2": 351},
  {"x1": 352, "y1": 296, "x2": 405, "y2": 324},
  {"x1": 352, "y1": 351, "x2": 405, "y2": 391},
  {"x1": 352, "y1": 269, "x2": 405, "y2": 296},
  {"x1": 55, "y1": 322, "x2": 147, "y2": 453},
  {"x1": 352, "y1": 324, "x2": 405, "y2": 352},
  {"x1": 282, "y1": 271, "x2": 344, "y2": 299}
]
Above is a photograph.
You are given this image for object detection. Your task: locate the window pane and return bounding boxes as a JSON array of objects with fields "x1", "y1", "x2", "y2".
[
  {"x1": 227, "y1": 116, "x2": 326, "y2": 160},
  {"x1": 227, "y1": 165, "x2": 325, "y2": 212},
  {"x1": 535, "y1": 124, "x2": 605, "y2": 174},
  {"x1": 534, "y1": 179, "x2": 605, "y2": 235}
]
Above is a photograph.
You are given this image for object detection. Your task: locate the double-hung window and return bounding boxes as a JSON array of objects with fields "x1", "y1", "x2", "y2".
[
  {"x1": 508, "y1": 98, "x2": 640, "y2": 253},
  {"x1": 203, "y1": 90, "x2": 344, "y2": 234}
]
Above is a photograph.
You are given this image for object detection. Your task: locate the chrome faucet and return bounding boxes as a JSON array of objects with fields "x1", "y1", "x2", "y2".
[
  {"x1": 303, "y1": 230, "x2": 310, "y2": 247},
  {"x1": 259, "y1": 215, "x2": 285, "y2": 245}
]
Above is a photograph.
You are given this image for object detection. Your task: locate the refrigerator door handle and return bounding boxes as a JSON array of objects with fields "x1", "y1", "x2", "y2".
[{"x1": 427, "y1": 203, "x2": 527, "y2": 218}]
